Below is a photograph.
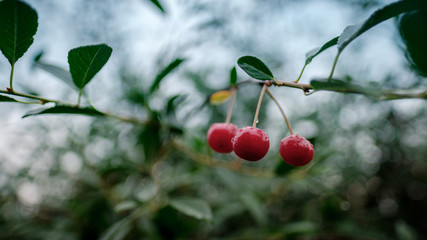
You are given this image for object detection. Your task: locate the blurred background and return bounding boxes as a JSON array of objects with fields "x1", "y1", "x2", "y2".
[{"x1": 0, "y1": 0, "x2": 426, "y2": 239}]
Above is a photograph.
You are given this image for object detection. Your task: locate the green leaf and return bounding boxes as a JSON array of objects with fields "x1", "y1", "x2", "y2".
[
  {"x1": 148, "y1": 0, "x2": 165, "y2": 13},
  {"x1": 0, "y1": 0, "x2": 38, "y2": 65},
  {"x1": 100, "y1": 217, "x2": 132, "y2": 240},
  {"x1": 138, "y1": 114, "x2": 162, "y2": 161},
  {"x1": 310, "y1": 79, "x2": 367, "y2": 93},
  {"x1": 237, "y1": 56, "x2": 274, "y2": 80},
  {"x1": 149, "y1": 58, "x2": 185, "y2": 94},
  {"x1": 166, "y1": 94, "x2": 186, "y2": 115},
  {"x1": 33, "y1": 51, "x2": 43, "y2": 63},
  {"x1": 164, "y1": 94, "x2": 186, "y2": 135},
  {"x1": 0, "y1": 95, "x2": 18, "y2": 102},
  {"x1": 214, "y1": 203, "x2": 246, "y2": 226},
  {"x1": 310, "y1": 79, "x2": 383, "y2": 98},
  {"x1": 135, "y1": 181, "x2": 157, "y2": 202},
  {"x1": 282, "y1": 221, "x2": 319, "y2": 235},
  {"x1": 240, "y1": 193, "x2": 268, "y2": 226},
  {"x1": 114, "y1": 201, "x2": 137, "y2": 213},
  {"x1": 311, "y1": 78, "x2": 427, "y2": 100},
  {"x1": 169, "y1": 197, "x2": 212, "y2": 221},
  {"x1": 337, "y1": 0, "x2": 427, "y2": 53},
  {"x1": 22, "y1": 105, "x2": 105, "y2": 118},
  {"x1": 229, "y1": 66, "x2": 237, "y2": 86},
  {"x1": 296, "y1": 37, "x2": 339, "y2": 82},
  {"x1": 33, "y1": 51, "x2": 76, "y2": 88},
  {"x1": 395, "y1": 220, "x2": 417, "y2": 240},
  {"x1": 68, "y1": 44, "x2": 113, "y2": 90},
  {"x1": 399, "y1": 9, "x2": 427, "y2": 77},
  {"x1": 305, "y1": 37, "x2": 339, "y2": 65},
  {"x1": 33, "y1": 61, "x2": 74, "y2": 88}
]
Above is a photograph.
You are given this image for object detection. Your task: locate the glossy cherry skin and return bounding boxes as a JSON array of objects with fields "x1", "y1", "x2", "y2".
[
  {"x1": 279, "y1": 134, "x2": 314, "y2": 166},
  {"x1": 207, "y1": 123, "x2": 238, "y2": 153},
  {"x1": 232, "y1": 126, "x2": 270, "y2": 161}
]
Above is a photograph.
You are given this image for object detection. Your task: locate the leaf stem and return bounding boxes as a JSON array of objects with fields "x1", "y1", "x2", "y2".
[
  {"x1": 328, "y1": 51, "x2": 341, "y2": 81},
  {"x1": 77, "y1": 89, "x2": 83, "y2": 106},
  {"x1": 295, "y1": 64, "x2": 307, "y2": 83},
  {"x1": 225, "y1": 87, "x2": 236, "y2": 124},
  {"x1": 253, "y1": 83, "x2": 268, "y2": 127},
  {"x1": 9, "y1": 64, "x2": 15, "y2": 91},
  {"x1": 266, "y1": 88, "x2": 294, "y2": 135}
]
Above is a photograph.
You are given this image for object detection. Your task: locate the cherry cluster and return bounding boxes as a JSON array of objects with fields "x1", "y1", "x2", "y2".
[
  {"x1": 207, "y1": 123, "x2": 314, "y2": 166},
  {"x1": 206, "y1": 84, "x2": 314, "y2": 167}
]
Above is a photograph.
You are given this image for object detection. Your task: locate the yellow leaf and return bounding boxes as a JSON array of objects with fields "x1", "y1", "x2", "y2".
[{"x1": 210, "y1": 90, "x2": 232, "y2": 105}]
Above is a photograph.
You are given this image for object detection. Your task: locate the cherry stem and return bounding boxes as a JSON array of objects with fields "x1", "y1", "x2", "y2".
[
  {"x1": 225, "y1": 87, "x2": 236, "y2": 124},
  {"x1": 252, "y1": 83, "x2": 268, "y2": 127},
  {"x1": 266, "y1": 88, "x2": 294, "y2": 135}
]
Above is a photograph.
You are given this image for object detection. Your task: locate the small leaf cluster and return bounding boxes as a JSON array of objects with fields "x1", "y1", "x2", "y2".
[
  {"x1": 227, "y1": 0, "x2": 427, "y2": 100},
  {"x1": 0, "y1": 0, "x2": 114, "y2": 115}
]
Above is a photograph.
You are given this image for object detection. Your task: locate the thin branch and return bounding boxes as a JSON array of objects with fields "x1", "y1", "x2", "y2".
[
  {"x1": 0, "y1": 89, "x2": 148, "y2": 125},
  {"x1": 0, "y1": 89, "x2": 67, "y2": 105},
  {"x1": 102, "y1": 112, "x2": 148, "y2": 125},
  {"x1": 237, "y1": 79, "x2": 311, "y2": 91},
  {"x1": 235, "y1": 79, "x2": 427, "y2": 100}
]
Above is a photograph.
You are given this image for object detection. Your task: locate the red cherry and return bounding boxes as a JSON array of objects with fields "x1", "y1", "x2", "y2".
[
  {"x1": 279, "y1": 134, "x2": 314, "y2": 166},
  {"x1": 232, "y1": 126, "x2": 270, "y2": 161},
  {"x1": 207, "y1": 123, "x2": 238, "y2": 153}
]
